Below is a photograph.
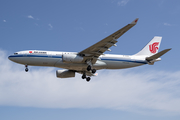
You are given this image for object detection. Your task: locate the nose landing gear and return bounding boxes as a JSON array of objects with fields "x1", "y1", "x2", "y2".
[{"x1": 25, "y1": 64, "x2": 29, "y2": 72}]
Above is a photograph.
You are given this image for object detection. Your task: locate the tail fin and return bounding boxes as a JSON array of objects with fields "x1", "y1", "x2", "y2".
[{"x1": 135, "y1": 36, "x2": 162, "y2": 56}]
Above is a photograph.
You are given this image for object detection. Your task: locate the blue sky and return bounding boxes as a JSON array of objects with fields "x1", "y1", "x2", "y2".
[{"x1": 0, "y1": 0, "x2": 180, "y2": 120}]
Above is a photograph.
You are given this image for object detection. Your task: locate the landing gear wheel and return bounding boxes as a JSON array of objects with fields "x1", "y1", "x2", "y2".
[
  {"x1": 87, "y1": 65, "x2": 91, "y2": 71},
  {"x1": 82, "y1": 72, "x2": 86, "y2": 79},
  {"x1": 25, "y1": 68, "x2": 28, "y2": 72},
  {"x1": 86, "y1": 77, "x2": 91, "y2": 82},
  {"x1": 92, "y1": 69, "x2": 96, "y2": 74},
  {"x1": 82, "y1": 75, "x2": 86, "y2": 79}
]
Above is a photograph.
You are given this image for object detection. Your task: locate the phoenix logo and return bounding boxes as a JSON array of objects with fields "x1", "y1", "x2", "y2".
[{"x1": 149, "y1": 42, "x2": 159, "y2": 53}]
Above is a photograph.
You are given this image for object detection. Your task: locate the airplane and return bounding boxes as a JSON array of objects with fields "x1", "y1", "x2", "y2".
[{"x1": 8, "y1": 18, "x2": 171, "y2": 82}]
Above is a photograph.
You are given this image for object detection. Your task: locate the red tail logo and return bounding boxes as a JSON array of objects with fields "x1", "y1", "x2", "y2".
[{"x1": 149, "y1": 42, "x2": 159, "y2": 53}]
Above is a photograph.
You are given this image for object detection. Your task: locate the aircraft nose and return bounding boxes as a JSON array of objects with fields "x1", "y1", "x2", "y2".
[
  {"x1": 8, "y1": 55, "x2": 15, "y2": 61},
  {"x1": 8, "y1": 55, "x2": 13, "y2": 61}
]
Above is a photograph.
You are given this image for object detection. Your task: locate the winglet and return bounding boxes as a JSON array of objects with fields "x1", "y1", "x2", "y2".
[{"x1": 131, "y1": 18, "x2": 139, "y2": 24}]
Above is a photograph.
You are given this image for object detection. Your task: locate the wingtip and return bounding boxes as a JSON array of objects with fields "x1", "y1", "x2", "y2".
[
  {"x1": 131, "y1": 18, "x2": 139, "y2": 24},
  {"x1": 167, "y1": 48, "x2": 172, "y2": 51}
]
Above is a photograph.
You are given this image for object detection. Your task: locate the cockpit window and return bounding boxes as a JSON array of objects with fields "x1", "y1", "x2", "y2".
[{"x1": 14, "y1": 53, "x2": 18, "y2": 55}]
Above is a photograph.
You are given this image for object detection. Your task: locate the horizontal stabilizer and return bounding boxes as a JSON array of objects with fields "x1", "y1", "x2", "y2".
[{"x1": 146, "y1": 48, "x2": 171, "y2": 61}]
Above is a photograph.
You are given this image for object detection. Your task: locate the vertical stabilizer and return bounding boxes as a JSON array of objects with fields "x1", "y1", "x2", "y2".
[{"x1": 135, "y1": 36, "x2": 162, "y2": 56}]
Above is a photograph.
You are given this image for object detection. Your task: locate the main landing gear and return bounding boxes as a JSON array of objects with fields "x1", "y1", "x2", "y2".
[
  {"x1": 81, "y1": 65, "x2": 96, "y2": 82},
  {"x1": 82, "y1": 73, "x2": 91, "y2": 82},
  {"x1": 25, "y1": 64, "x2": 29, "y2": 72},
  {"x1": 82, "y1": 60, "x2": 97, "y2": 82},
  {"x1": 87, "y1": 65, "x2": 96, "y2": 74}
]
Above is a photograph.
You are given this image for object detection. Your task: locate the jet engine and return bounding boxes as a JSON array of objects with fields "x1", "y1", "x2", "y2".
[
  {"x1": 56, "y1": 70, "x2": 75, "y2": 78},
  {"x1": 62, "y1": 54, "x2": 83, "y2": 63}
]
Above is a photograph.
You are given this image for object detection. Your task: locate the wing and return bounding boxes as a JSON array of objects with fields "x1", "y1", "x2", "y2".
[{"x1": 78, "y1": 18, "x2": 139, "y2": 63}]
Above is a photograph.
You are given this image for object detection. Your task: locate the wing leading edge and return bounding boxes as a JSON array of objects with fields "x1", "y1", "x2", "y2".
[{"x1": 78, "y1": 18, "x2": 139, "y2": 63}]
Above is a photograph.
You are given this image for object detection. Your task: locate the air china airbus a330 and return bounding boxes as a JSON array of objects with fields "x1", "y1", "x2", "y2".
[{"x1": 8, "y1": 18, "x2": 171, "y2": 82}]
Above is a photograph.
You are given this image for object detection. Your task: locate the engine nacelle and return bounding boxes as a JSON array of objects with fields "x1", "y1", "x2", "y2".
[
  {"x1": 62, "y1": 54, "x2": 83, "y2": 63},
  {"x1": 56, "y1": 70, "x2": 75, "y2": 78}
]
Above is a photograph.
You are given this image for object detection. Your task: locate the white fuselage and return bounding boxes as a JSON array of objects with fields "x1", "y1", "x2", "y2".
[{"x1": 8, "y1": 50, "x2": 147, "y2": 71}]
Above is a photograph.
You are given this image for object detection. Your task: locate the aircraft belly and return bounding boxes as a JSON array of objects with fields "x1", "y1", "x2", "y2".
[
  {"x1": 31, "y1": 57, "x2": 59, "y2": 66},
  {"x1": 104, "y1": 60, "x2": 143, "y2": 69},
  {"x1": 14, "y1": 57, "x2": 59, "y2": 66},
  {"x1": 55, "y1": 60, "x2": 87, "y2": 70},
  {"x1": 54, "y1": 59, "x2": 107, "y2": 71},
  {"x1": 93, "y1": 60, "x2": 107, "y2": 69}
]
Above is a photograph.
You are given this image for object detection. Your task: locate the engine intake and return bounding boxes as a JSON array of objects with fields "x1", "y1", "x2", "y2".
[
  {"x1": 62, "y1": 54, "x2": 83, "y2": 63},
  {"x1": 56, "y1": 70, "x2": 75, "y2": 78}
]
